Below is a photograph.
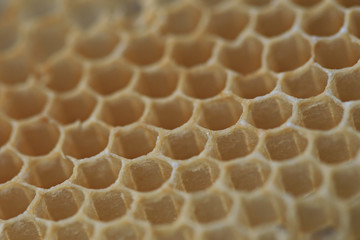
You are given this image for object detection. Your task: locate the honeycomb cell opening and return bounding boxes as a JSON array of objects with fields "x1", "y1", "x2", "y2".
[
  {"x1": 193, "y1": 192, "x2": 231, "y2": 223},
  {"x1": 0, "y1": 52, "x2": 31, "y2": 85},
  {"x1": 332, "y1": 166, "x2": 360, "y2": 199},
  {"x1": 0, "y1": 150, "x2": 22, "y2": 184},
  {"x1": 66, "y1": 0, "x2": 101, "y2": 30},
  {"x1": 4, "y1": 219, "x2": 42, "y2": 240},
  {"x1": 332, "y1": 69, "x2": 360, "y2": 102},
  {"x1": 55, "y1": 221, "x2": 92, "y2": 240}
]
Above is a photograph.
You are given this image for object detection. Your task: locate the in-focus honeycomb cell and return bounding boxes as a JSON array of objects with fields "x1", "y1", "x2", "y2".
[
  {"x1": 0, "y1": 150, "x2": 22, "y2": 184},
  {"x1": 332, "y1": 68, "x2": 360, "y2": 102},
  {"x1": 331, "y1": 165, "x2": 360, "y2": 199}
]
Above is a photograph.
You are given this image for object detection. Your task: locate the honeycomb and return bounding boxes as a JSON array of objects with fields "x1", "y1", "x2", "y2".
[{"x1": 1, "y1": 0, "x2": 360, "y2": 239}]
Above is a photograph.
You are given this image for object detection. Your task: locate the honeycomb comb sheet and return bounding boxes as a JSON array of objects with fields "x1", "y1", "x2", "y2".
[{"x1": 0, "y1": 0, "x2": 360, "y2": 239}]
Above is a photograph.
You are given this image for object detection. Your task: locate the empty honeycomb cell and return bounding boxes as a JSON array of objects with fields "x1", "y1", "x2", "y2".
[
  {"x1": 86, "y1": 190, "x2": 129, "y2": 222},
  {"x1": 62, "y1": 123, "x2": 109, "y2": 159},
  {"x1": 0, "y1": 185, "x2": 35, "y2": 220},
  {"x1": 138, "y1": 194, "x2": 182, "y2": 225},
  {"x1": 242, "y1": 194, "x2": 281, "y2": 227},
  {"x1": 160, "y1": 4, "x2": 201, "y2": 35},
  {"x1": 263, "y1": 128, "x2": 308, "y2": 161},
  {"x1": 178, "y1": 159, "x2": 219, "y2": 192},
  {"x1": 136, "y1": 68, "x2": 178, "y2": 98},
  {"x1": 0, "y1": 150, "x2": 22, "y2": 184},
  {"x1": 34, "y1": 188, "x2": 84, "y2": 221},
  {"x1": 314, "y1": 37, "x2": 360, "y2": 69},
  {"x1": 336, "y1": 0, "x2": 360, "y2": 7},
  {"x1": 331, "y1": 166, "x2": 360, "y2": 199},
  {"x1": 14, "y1": 118, "x2": 60, "y2": 156},
  {"x1": 0, "y1": 22, "x2": 17, "y2": 52},
  {"x1": 192, "y1": 192, "x2": 231, "y2": 223},
  {"x1": 349, "y1": 10, "x2": 360, "y2": 38},
  {"x1": 213, "y1": 127, "x2": 259, "y2": 161},
  {"x1": 49, "y1": 91, "x2": 97, "y2": 125},
  {"x1": 282, "y1": 66, "x2": 328, "y2": 99},
  {"x1": 3, "y1": 219, "x2": 42, "y2": 240},
  {"x1": 296, "y1": 96, "x2": 344, "y2": 131},
  {"x1": 267, "y1": 34, "x2": 311, "y2": 72},
  {"x1": 27, "y1": 17, "x2": 68, "y2": 63},
  {"x1": 302, "y1": 4, "x2": 344, "y2": 37},
  {"x1": 111, "y1": 126, "x2": 158, "y2": 159},
  {"x1": 102, "y1": 222, "x2": 144, "y2": 240},
  {"x1": 197, "y1": 96, "x2": 242, "y2": 131},
  {"x1": 172, "y1": 39, "x2": 214, "y2": 68},
  {"x1": 219, "y1": 37, "x2": 263, "y2": 75},
  {"x1": 351, "y1": 105, "x2": 360, "y2": 131},
  {"x1": 161, "y1": 128, "x2": 207, "y2": 160},
  {"x1": 279, "y1": 161, "x2": 322, "y2": 197},
  {"x1": 146, "y1": 97, "x2": 193, "y2": 130},
  {"x1": 66, "y1": 0, "x2": 101, "y2": 30},
  {"x1": 183, "y1": 67, "x2": 226, "y2": 99},
  {"x1": 0, "y1": 52, "x2": 31, "y2": 85},
  {"x1": 332, "y1": 69, "x2": 360, "y2": 102},
  {"x1": 315, "y1": 131, "x2": 360, "y2": 164},
  {"x1": 207, "y1": 8, "x2": 249, "y2": 41},
  {"x1": 73, "y1": 156, "x2": 121, "y2": 189},
  {"x1": 0, "y1": 115, "x2": 11, "y2": 147},
  {"x1": 249, "y1": 96, "x2": 292, "y2": 129},
  {"x1": 255, "y1": 4, "x2": 295, "y2": 37},
  {"x1": 123, "y1": 159, "x2": 172, "y2": 192},
  {"x1": 75, "y1": 31, "x2": 119, "y2": 60},
  {"x1": 124, "y1": 35, "x2": 165, "y2": 66},
  {"x1": 55, "y1": 221, "x2": 93, "y2": 240},
  {"x1": 26, "y1": 154, "x2": 73, "y2": 189},
  {"x1": 44, "y1": 56, "x2": 82, "y2": 93},
  {"x1": 0, "y1": 87, "x2": 47, "y2": 120},
  {"x1": 291, "y1": 0, "x2": 322, "y2": 7},
  {"x1": 231, "y1": 72, "x2": 277, "y2": 99},
  {"x1": 227, "y1": 160, "x2": 270, "y2": 192}
]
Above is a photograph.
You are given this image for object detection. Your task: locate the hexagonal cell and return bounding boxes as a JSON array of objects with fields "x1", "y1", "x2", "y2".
[
  {"x1": 351, "y1": 105, "x2": 360, "y2": 131},
  {"x1": 26, "y1": 154, "x2": 73, "y2": 189},
  {"x1": 296, "y1": 96, "x2": 343, "y2": 131},
  {"x1": 226, "y1": 160, "x2": 270, "y2": 192},
  {"x1": 27, "y1": 17, "x2": 68, "y2": 63},
  {"x1": 136, "y1": 68, "x2": 178, "y2": 98},
  {"x1": 75, "y1": 30, "x2": 119, "y2": 60},
  {"x1": 279, "y1": 161, "x2": 322, "y2": 197},
  {"x1": 124, "y1": 35, "x2": 165, "y2": 66},
  {"x1": 146, "y1": 97, "x2": 193, "y2": 130},
  {"x1": 315, "y1": 131, "x2": 360, "y2": 165},
  {"x1": 73, "y1": 155, "x2": 121, "y2": 189},
  {"x1": 62, "y1": 123, "x2": 109, "y2": 159},
  {"x1": 302, "y1": 4, "x2": 344, "y2": 37},
  {"x1": 332, "y1": 68, "x2": 360, "y2": 102},
  {"x1": 0, "y1": 115, "x2": 12, "y2": 148},
  {"x1": 332, "y1": 165, "x2": 360, "y2": 199},
  {"x1": 44, "y1": 55, "x2": 82, "y2": 93},
  {"x1": 137, "y1": 193, "x2": 183, "y2": 225},
  {"x1": 282, "y1": 66, "x2": 328, "y2": 99},
  {"x1": 101, "y1": 222, "x2": 144, "y2": 240},
  {"x1": 263, "y1": 128, "x2": 308, "y2": 162},
  {"x1": 207, "y1": 8, "x2": 249, "y2": 41},
  {"x1": 349, "y1": 10, "x2": 360, "y2": 39},
  {"x1": 160, "y1": 4, "x2": 201, "y2": 35},
  {"x1": 66, "y1": 0, "x2": 102, "y2": 30},
  {"x1": 14, "y1": 118, "x2": 60, "y2": 156},
  {"x1": 255, "y1": 4, "x2": 295, "y2": 37},
  {"x1": 3, "y1": 219, "x2": 42, "y2": 240},
  {"x1": 0, "y1": 150, "x2": 22, "y2": 184},
  {"x1": 86, "y1": 190, "x2": 131, "y2": 222},
  {"x1": 123, "y1": 158, "x2": 172, "y2": 192},
  {"x1": 219, "y1": 37, "x2": 263, "y2": 75},
  {"x1": 89, "y1": 62, "x2": 132, "y2": 96},
  {"x1": 55, "y1": 221, "x2": 93, "y2": 240},
  {"x1": 336, "y1": 0, "x2": 360, "y2": 7},
  {"x1": 292, "y1": 0, "x2": 322, "y2": 7},
  {"x1": 110, "y1": 126, "x2": 158, "y2": 159},
  {"x1": 0, "y1": 22, "x2": 18, "y2": 52},
  {"x1": 213, "y1": 127, "x2": 258, "y2": 161},
  {"x1": 197, "y1": 96, "x2": 242, "y2": 131},
  {"x1": 314, "y1": 36, "x2": 360, "y2": 69},
  {"x1": 0, "y1": 51, "x2": 31, "y2": 85},
  {"x1": 0, "y1": 87, "x2": 47, "y2": 120},
  {"x1": 177, "y1": 159, "x2": 219, "y2": 192},
  {"x1": 0, "y1": 185, "x2": 35, "y2": 220},
  {"x1": 232, "y1": 72, "x2": 277, "y2": 99},
  {"x1": 49, "y1": 91, "x2": 97, "y2": 125},
  {"x1": 34, "y1": 187, "x2": 84, "y2": 221},
  {"x1": 242, "y1": 194, "x2": 282, "y2": 228},
  {"x1": 192, "y1": 192, "x2": 231, "y2": 223},
  {"x1": 249, "y1": 96, "x2": 292, "y2": 129},
  {"x1": 267, "y1": 34, "x2": 311, "y2": 72},
  {"x1": 161, "y1": 128, "x2": 207, "y2": 160},
  {"x1": 183, "y1": 67, "x2": 226, "y2": 99},
  {"x1": 172, "y1": 39, "x2": 214, "y2": 68}
]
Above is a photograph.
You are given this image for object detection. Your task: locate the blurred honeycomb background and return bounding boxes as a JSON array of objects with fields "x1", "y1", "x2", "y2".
[{"x1": 0, "y1": 0, "x2": 360, "y2": 239}]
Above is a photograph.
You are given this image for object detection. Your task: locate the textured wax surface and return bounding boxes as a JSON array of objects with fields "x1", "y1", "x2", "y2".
[{"x1": 0, "y1": 0, "x2": 360, "y2": 239}]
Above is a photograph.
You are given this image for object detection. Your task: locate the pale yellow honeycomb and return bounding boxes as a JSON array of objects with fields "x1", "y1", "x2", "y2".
[{"x1": 0, "y1": 0, "x2": 360, "y2": 239}]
